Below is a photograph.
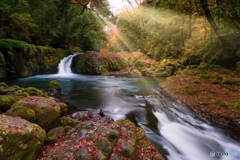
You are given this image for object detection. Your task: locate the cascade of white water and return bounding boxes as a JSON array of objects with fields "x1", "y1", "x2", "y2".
[{"x1": 58, "y1": 54, "x2": 76, "y2": 75}]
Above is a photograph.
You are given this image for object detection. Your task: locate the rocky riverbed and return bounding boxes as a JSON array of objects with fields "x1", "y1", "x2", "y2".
[{"x1": 0, "y1": 82, "x2": 163, "y2": 160}]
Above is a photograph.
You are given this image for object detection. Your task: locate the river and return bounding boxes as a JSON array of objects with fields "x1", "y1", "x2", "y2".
[{"x1": 4, "y1": 55, "x2": 240, "y2": 160}]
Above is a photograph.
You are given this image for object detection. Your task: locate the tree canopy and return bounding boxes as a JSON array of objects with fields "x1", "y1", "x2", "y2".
[
  {"x1": 0, "y1": 0, "x2": 111, "y2": 51},
  {"x1": 108, "y1": 0, "x2": 240, "y2": 67}
]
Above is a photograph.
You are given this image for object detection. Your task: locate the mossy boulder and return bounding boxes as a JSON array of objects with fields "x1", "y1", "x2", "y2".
[
  {"x1": 60, "y1": 116, "x2": 79, "y2": 127},
  {"x1": 0, "y1": 82, "x2": 8, "y2": 88},
  {"x1": 0, "y1": 86, "x2": 17, "y2": 95},
  {"x1": 10, "y1": 91, "x2": 30, "y2": 101},
  {"x1": 47, "y1": 80, "x2": 61, "y2": 96},
  {"x1": 10, "y1": 96, "x2": 61, "y2": 131},
  {"x1": 165, "y1": 65, "x2": 176, "y2": 76},
  {"x1": 23, "y1": 87, "x2": 44, "y2": 96},
  {"x1": 0, "y1": 95, "x2": 15, "y2": 112},
  {"x1": 72, "y1": 51, "x2": 127, "y2": 75},
  {"x1": 0, "y1": 114, "x2": 46, "y2": 160},
  {"x1": 47, "y1": 80, "x2": 61, "y2": 89},
  {"x1": 46, "y1": 126, "x2": 66, "y2": 144},
  {"x1": 6, "y1": 106, "x2": 36, "y2": 122}
]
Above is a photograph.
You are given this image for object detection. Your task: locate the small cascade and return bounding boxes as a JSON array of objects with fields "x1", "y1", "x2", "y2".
[{"x1": 58, "y1": 54, "x2": 76, "y2": 75}]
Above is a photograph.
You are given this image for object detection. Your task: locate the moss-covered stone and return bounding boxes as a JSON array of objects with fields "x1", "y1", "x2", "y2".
[
  {"x1": 73, "y1": 51, "x2": 127, "y2": 75},
  {"x1": 0, "y1": 82, "x2": 8, "y2": 88},
  {"x1": 58, "y1": 102, "x2": 68, "y2": 116},
  {"x1": 60, "y1": 117, "x2": 79, "y2": 127},
  {"x1": 11, "y1": 91, "x2": 30, "y2": 101},
  {"x1": 47, "y1": 80, "x2": 61, "y2": 96},
  {"x1": 23, "y1": 87, "x2": 44, "y2": 96},
  {"x1": 47, "y1": 80, "x2": 61, "y2": 89},
  {"x1": 0, "y1": 95, "x2": 15, "y2": 112},
  {"x1": 95, "y1": 137, "x2": 112, "y2": 158},
  {"x1": 41, "y1": 114, "x2": 163, "y2": 160},
  {"x1": 74, "y1": 148, "x2": 93, "y2": 160},
  {"x1": 11, "y1": 96, "x2": 61, "y2": 131},
  {"x1": 6, "y1": 106, "x2": 36, "y2": 122},
  {"x1": 0, "y1": 114, "x2": 46, "y2": 160},
  {"x1": 0, "y1": 86, "x2": 17, "y2": 94},
  {"x1": 165, "y1": 65, "x2": 176, "y2": 76},
  {"x1": 46, "y1": 126, "x2": 66, "y2": 144}
]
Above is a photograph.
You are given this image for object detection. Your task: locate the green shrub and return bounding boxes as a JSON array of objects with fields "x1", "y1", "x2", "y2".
[{"x1": 0, "y1": 39, "x2": 36, "y2": 56}]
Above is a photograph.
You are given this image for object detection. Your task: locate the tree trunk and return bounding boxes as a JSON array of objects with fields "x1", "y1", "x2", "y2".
[{"x1": 200, "y1": 0, "x2": 230, "y2": 47}]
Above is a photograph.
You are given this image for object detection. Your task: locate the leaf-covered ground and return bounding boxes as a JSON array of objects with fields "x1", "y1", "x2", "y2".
[{"x1": 160, "y1": 67, "x2": 240, "y2": 127}]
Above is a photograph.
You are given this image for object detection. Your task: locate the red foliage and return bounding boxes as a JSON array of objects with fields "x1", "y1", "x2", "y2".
[{"x1": 160, "y1": 71, "x2": 240, "y2": 126}]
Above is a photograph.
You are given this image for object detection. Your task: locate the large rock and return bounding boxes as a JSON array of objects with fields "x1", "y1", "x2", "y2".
[
  {"x1": 72, "y1": 51, "x2": 127, "y2": 75},
  {"x1": 46, "y1": 80, "x2": 61, "y2": 96},
  {"x1": 41, "y1": 110, "x2": 163, "y2": 160},
  {"x1": 0, "y1": 114, "x2": 46, "y2": 160},
  {"x1": 10, "y1": 96, "x2": 61, "y2": 131},
  {"x1": 6, "y1": 106, "x2": 36, "y2": 122}
]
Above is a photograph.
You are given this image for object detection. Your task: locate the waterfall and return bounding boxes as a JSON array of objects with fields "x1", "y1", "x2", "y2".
[{"x1": 58, "y1": 54, "x2": 76, "y2": 75}]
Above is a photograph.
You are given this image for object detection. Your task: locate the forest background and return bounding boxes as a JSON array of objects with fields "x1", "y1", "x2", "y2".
[{"x1": 0, "y1": 0, "x2": 239, "y2": 67}]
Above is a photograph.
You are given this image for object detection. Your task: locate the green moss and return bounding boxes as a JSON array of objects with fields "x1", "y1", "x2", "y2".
[
  {"x1": 234, "y1": 102, "x2": 240, "y2": 110},
  {"x1": 60, "y1": 117, "x2": 78, "y2": 127},
  {"x1": 6, "y1": 106, "x2": 36, "y2": 122},
  {"x1": 211, "y1": 77, "x2": 220, "y2": 84},
  {"x1": 23, "y1": 87, "x2": 44, "y2": 96},
  {"x1": 0, "y1": 115, "x2": 46, "y2": 160},
  {"x1": 11, "y1": 96, "x2": 61, "y2": 131},
  {"x1": 47, "y1": 80, "x2": 60, "y2": 89},
  {"x1": 222, "y1": 76, "x2": 232, "y2": 84},
  {"x1": 215, "y1": 100, "x2": 228, "y2": 108},
  {"x1": 58, "y1": 102, "x2": 68, "y2": 116},
  {"x1": 0, "y1": 39, "x2": 36, "y2": 56},
  {"x1": 19, "y1": 66, "x2": 28, "y2": 78},
  {"x1": 74, "y1": 52, "x2": 127, "y2": 75},
  {"x1": 0, "y1": 82, "x2": 8, "y2": 88},
  {"x1": 0, "y1": 95, "x2": 15, "y2": 111},
  {"x1": 13, "y1": 92, "x2": 30, "y2": 101},
  {"x1": 10, "y1": 85, "x2": 20, "y2": 89}
]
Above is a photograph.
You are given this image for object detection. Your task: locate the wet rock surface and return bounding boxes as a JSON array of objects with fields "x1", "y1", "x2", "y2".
[{"x1": 40, "y1": 110, "x2": 163, "y2": 160}]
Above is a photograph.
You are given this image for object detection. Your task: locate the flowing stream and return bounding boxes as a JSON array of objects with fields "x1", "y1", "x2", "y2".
[{"x1": 5, "y1": 55, "x2": 240, "y2": 160}]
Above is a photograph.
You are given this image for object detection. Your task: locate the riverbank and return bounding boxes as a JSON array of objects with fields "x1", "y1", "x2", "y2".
[{"x1": 158, "y1": 66, "x2": 240, "y2": 136}]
